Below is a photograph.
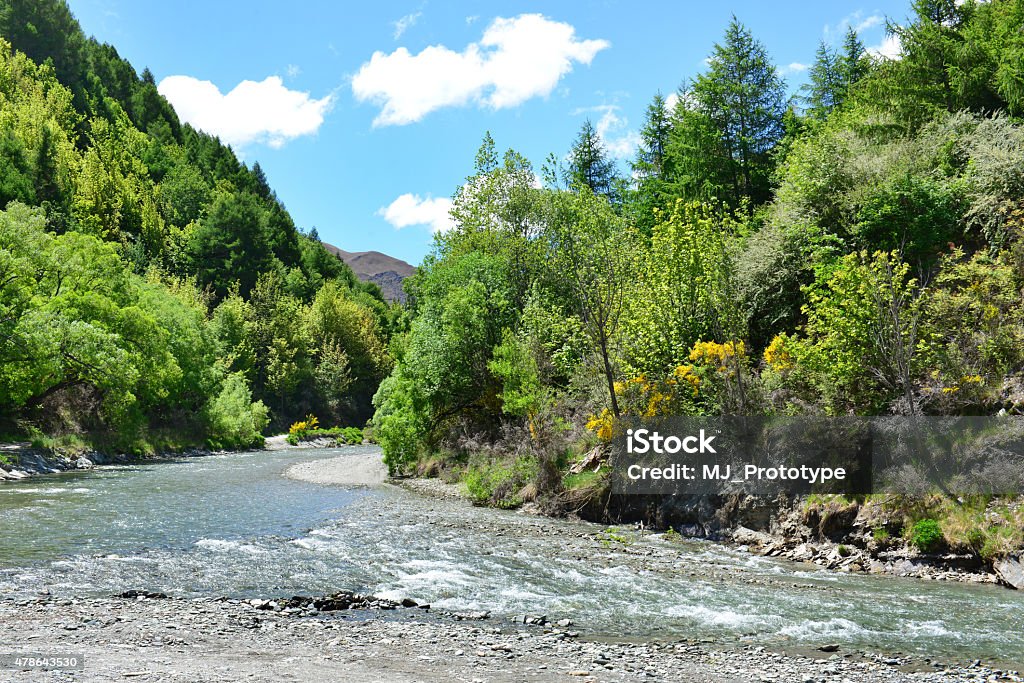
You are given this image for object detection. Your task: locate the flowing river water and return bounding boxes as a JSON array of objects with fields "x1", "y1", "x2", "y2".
[{"x1": 1, "y1": 446, "x2": 1022, "y2": 667}]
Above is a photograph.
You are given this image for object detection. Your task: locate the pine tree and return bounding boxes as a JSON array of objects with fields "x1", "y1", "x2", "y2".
[
  {"x1": 251, "y1": 162, "x2": 272, "y2": 200},
  {"x1": 564, "y1": 119, "x2": 617, "y2": 202},
  {"x1": 474, "y1": 131, "x2": 498, "y2": 175},
  {"x1": 630, "y1": 93, "x2": 673, "y2": 234},
  {"x1": 805, "y1": 41, "x2": 844, "y2": 119},
  {"x1": 634, "y1": 93, "x2": 672, "y2": 179},
  {"x1": 841, "y1": 27, "x2": 870, "y2": 88},
  {"x1": 685, "y1": 17, "x2": 788, "y2": 208}
]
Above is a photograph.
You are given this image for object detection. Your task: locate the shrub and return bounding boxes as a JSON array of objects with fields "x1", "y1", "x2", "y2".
[
  {"x1": 463, "y1": 455, "x2": 539, "y2": 509},
  {"x1": 205, "y1": 373, "x2": 269, "y2": 450},
  {"x1": 289, "y1": 415, "x2": 319, "y2": 437},
  {"x1": 872, "y1": 527, "x2": 891, "y2": 542},
  {"x1": 909, "y1": 518, "x2": 944, "y2": 553},
  {"x1": 339, "y1": 426, "x2": 363, "y2": 444},
  {"x1": 837, "y1": 544, "x2": 851, "y2": 557}
]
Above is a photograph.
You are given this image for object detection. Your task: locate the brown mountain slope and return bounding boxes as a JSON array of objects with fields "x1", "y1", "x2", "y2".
[{"x1": 321, "y1": 242, "x2": 415, "y2": 303}]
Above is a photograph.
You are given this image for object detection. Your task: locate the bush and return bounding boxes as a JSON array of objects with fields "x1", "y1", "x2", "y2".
[
  {"x1": 463, "y1": 455, "x2": 539, "y2": 509},
  {"x1": 339, "y1": 426, "x2": 363, "y2": 444},
  {"x1": 205, "y1": 373, "x2": 269, "y2": 449},
  {"x1": 909, "y1": 518, "x2": 944, "y2": 553},
  {"x1": 285, "y1": 423, "x2": 362, "y2": 446}
]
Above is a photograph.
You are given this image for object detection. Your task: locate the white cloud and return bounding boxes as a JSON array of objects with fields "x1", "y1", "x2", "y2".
[
  {"x1": 868, "y1": 34, "x2": 902, "y2": 60},
  {"x1": 379, "y1": 193, "x2": 454, "y2": 233},
  {"x1": 352, "y1": 14, "x2": 609, "y2": 126},
  {"x1": 664, "y1": 92, "x2": 680, "y2": 112},
  {"x1": 158, "y1": 75, "x2": 332, "y2": 148},
  {"x1": 393, "y1": 12, "x2": 421, "y2": 40},
  {"x1": 583, "y1": 105, "x2": 640, "y2": 160},
  {"x1": 825, "y1": 11, "x2": 884, "y2": 42},
  {"x1": 783, "y1": 62, "x2": 808, "y2": 74},
  {"x1": 286, "y1": 64, "x2": 301, "y2": 78}
]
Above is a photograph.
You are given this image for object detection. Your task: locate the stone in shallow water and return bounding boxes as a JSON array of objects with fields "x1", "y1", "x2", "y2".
[{"x1": 994, "y1": 556, "x2": 1024, "y2": 590}]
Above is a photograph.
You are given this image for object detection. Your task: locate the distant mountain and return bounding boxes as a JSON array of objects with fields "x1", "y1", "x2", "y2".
[{"x1": 322, "y1": 243, "x2": 415, "y2": 303}]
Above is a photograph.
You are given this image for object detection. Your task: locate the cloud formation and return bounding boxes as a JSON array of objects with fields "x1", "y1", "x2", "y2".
[
  {"x1": 582, "y1": 105, "x2": 640, "y2": 159},
  {"x1": 352, "y1": 14, "x2": 609, "y2": 126},
  {"x1": 158, "y1": 75, "x2": 332, "y2": 148},
  {"x1": 393, "y1": 12, "x2": 421, "y2": 40},
  {"x1": 379, "y1": 193, "x2": 455, "y2": 233},
  {"x1": 868, "y1": 34, "x2": 902, "y2": 60},
  {"x1": 825, "y1": 11, "x2": 884, "y2": 42}
]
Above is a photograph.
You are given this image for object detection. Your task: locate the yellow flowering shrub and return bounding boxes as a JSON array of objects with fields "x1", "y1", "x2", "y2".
[
  {"x1": 289, "y1": 414, "x2": 319, "y2": 436},
  {"x1": 689, "y1": 340, "x2": 745, "y2": 369},
  {"x1": 763, "y1": 334, "x2": 793, "y2": 372},
  {"x1": 585, "y1": 365, "x2": 702, "y2": 441},
  {"x1": 585, "y1": 408, "x2": 615, "y2": 441}
]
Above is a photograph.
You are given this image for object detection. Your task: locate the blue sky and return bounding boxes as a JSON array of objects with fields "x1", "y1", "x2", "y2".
[{"x1": 66, "y1": 0, "x2": 909, "y2": 266}]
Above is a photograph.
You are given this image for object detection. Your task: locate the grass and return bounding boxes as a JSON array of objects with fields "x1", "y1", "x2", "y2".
[
  {"x1": 562, "y1": 469, "x2": 602, "y2": 491},
  {"x1": 804, "y1": 493, "x2": 1024, "y2": 561},
  {"x1": 599, "y1": 528, "x2": 631, "y2": 548},
  {"x1": 285, "y1": 426, "x2": 363, "y2": 446},
  {"x1": 869, "y1": 494, "x2": 1024, "y2": 560},
  {"x1": 462, "y1": 455, "x2": 539, "y2": 509}
]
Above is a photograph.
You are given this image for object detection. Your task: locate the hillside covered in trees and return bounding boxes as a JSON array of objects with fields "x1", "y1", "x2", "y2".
[
  {"x1": 372, "y1": 0, "x2": 1024, "y2": 555},
  {"x1": 0, "y1": 0, "x2": 395, "y2": 451}
]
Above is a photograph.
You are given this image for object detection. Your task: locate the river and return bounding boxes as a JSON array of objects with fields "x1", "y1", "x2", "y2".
[{"x1": 0, "y1": 446, "x2": 1021, "y2": 667}]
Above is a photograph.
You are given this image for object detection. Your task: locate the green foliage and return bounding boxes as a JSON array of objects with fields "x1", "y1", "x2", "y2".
[
  {"x1": 463, "y1": 455, "x2": 539, "y2": 509},
  {"x1": 674, "y1": 17, "x2": 788, "y2": 208},
  {"x1": 562, "y1": 469, "x2": 602, "y2": 491},
  {"x1": 799, "y1": 250, "x2": 926, "y2": 413},
  {"x1": 285, "y1": 425, "x2": 362, "y2": 446},
  {"x1": 909, "y1": 518, "x2": 944, "y2": 552},
  {"x1": 340, "y1": 426, "x2": 364, "y2": 444},
  {"x1": 563, "y1": 119, "x2": 619, "y2": 203},
  {"x1": 853, "y1": 174, "x2": 961, "y2": 262},
  {"x1": 205, "y1": 373, "x2": 268, "y2": 450},
  {"x1": 488, "y1": 329, "x2": 546, "y2": 418},
  {"x1": 0, "y1": 13, "x2": 391, "y2": 444},
  {"x1": 625, "y1": 200, "x2": 739, "y2": 375}
]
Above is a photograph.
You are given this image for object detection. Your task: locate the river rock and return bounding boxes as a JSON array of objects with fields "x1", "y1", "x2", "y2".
[
  {"x1": 732, "y1": 526, "x2": 774, "y2": 548},
  {"x1": 994, "y1": 556, "x2": 1024, "y2": 589},
  {"x1": 76, "y1": 456, "x2": 94, "y2": 469}
]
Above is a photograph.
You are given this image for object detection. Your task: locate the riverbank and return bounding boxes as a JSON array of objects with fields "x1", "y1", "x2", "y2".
[
  {"x1": 0, "y1": 435, "x2": 345, "y2": 483},
  {"x1": 283, "y1": 449, "x2": 387, "y2": 487},
  {"x1": 282, "y1": 451, "x2": 1023, "y2": 590},
  {"x1": 1, "y1": 593, "x2": 1018, "y2": 683},
  {"x1": 0, "y1": 442, "x2": 213, "y2": 481}
]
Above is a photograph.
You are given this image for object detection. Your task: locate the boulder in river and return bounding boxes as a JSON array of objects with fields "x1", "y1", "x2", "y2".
[{"x1": 994, "y1": 556, "x2": 1024, "y2": 589}]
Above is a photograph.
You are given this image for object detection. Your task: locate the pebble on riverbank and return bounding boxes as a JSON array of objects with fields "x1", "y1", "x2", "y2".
[{"x1": 0, "y1": 594, "x2": 1019, "y2": 683}]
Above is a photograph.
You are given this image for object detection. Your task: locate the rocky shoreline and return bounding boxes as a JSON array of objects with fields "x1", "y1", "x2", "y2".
[
  {"x1": 391, "y1": 470, "x2": 1024, "y2": 591},
  {"x1": 0, "y1": 435, "x2": 346, "y2": 482},
  {"x1": 0, "y1": 443, "x2": 214, "y2": 481},
  {"x1": 729, "y1": 524, "x2": 1024, "y2": 590},
  {"x1": 1, "y1": 593, "x2": 1019, "y2": 682}
]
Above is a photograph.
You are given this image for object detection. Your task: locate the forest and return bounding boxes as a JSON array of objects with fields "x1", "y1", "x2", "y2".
[
  {"x1": 370, "y1": 0, "x2": 1024, "y2": 554},
  {"x1": 0, "y1": 0, "x2": 395, "y2": 451}
]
